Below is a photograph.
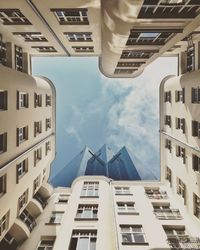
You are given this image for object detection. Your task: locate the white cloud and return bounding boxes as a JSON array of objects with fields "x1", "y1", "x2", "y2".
[{"x1": 65, "y1": 126, "x2": 82, "y2": 144}]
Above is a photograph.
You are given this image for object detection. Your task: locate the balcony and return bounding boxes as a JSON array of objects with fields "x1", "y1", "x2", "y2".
[
  {"x1": 19, "y1": 209, "x2": 36, "y2": 232},
  {"x1": 154, "y1": 209, "x2": 182, "y2": 220},
  {"x1": 33, "y1": 192, "x2": 47, "y2": 209},
  {"x1": 145, "y1": 190, "x2": 168, "y2": 199},
  {"x1": 167, "y1": 235, "x2": 200, "y2": 249}
]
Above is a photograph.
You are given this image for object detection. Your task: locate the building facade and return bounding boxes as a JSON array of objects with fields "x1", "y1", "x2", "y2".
[{"x1": 1, "y1": 0, "x2": 200, "y2": 77}]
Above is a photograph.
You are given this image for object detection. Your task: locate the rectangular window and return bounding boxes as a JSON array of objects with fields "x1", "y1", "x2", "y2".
[
  {"x1": 192, "y1": 120, "x2": 200, "y2": 138},
  {"x1": 17, "y1": 126, "x2": 28, "y2": 146},
  {"x1": 117, "y1": 202, "x2": 137, "y2": 214},
  {"x1": 176, "y1": 146, "x2": 186, "y2": 164},
  {"x1": 46, "y1": 94, "x2": 51, "y2": 106},
  {"x1": 165, "y1": 115, "x2": 171, "y2": 127},
  {"x1": 0, "y1": 9, "x2": 31, "y2": 25},
  {"x1": 45, "y1": 141, "x2": 51, "y2": 155},
  {"x1": 19, "y1": 209, "x2": 36, "y2": 232},
  {"x1": 193, "y1": 193, "x2": 200, "y2": 219},
  {"x1": 0, "y1": 211, "x2": 9, "y2": 237},
  {"x1": 192, "y1": 154, "x2": 200, "y2": 172},
  {"x1": 34, "y1": 93, "x2": 42, "y2": 107},
  {"x1": 0, "y1": 174, "x2": 6, "y2": 197},
  {"x1": 120, "y1": 225, "x2": 148, "y2": 245},
  {"x1": 164, "y1": 91, "x2": 171, "y2": 103},
  {"x1": 177, "y1": 178, "x2": 186, "y2": 204},
  {"x1": 16, "y1": 159, "x2": 28, "y2": 183},
  {"x1": 15, "y1": 45, "x2": 23, "y2": 72},
  {"x1": 32, "y1": 46, "x2": 57, "y2": 53},
  {"x1": 175, "y1": 88, "x2": 185, "y2": 103},
  {"x1": 51, "y1": 8, "x2": 89, "y2": 25},
  {"x1": 17, "y1": 91, "x2": 28, "y2": 109},
  {"x1": 165, "y1": 139, "x2": 172, "y2": 152},
  {"x1": 72, "y1": 46, "x2": 94, "y2": 53},
  {"x1": 0, "y1": 41, "x2": 7, "y2": 66},
  {"x1": 0, "y1": 90, "x2": 7, "y2": 110},
  {"x1": 187, "y1": 45, "x2": 195, "y2": 72},
  {"x1": 57, "y1": 194, "x2": 69, "y2": 203},
  {"x1": 69, "y1": 230, "x2": 97, "y2": 250},
  {"x1": 13, "y1": 32, "x2": 47, "y2": 42},
  {"x1": 34, "y1": 121, "x2": 42, "y2": 137},
  {"x1": 114, "y1": 68, "x2": 136, "y2": 74},
  {"x1": 75, "y1": 205, "x2": 98, "y2": 220},
  {"x1": 120, "y1": 50, "x2": 157, "y2": 59},
  {"x1": 64, "y1": 32, "x2": 92, "y2": 42},
  {"x1": 34, "y1": 148, "x2": 42, "y2": 166},
  {"x1": 47, "y1": 212, "x2": 64, "y2": 224},
  {"x1": 191, "y1": 87, "x2": 200, "y2": 103},
  {"x1": 175, "y1": 118, "x2": 185, "y2": 133},
  {"x1": 33, "y1": 175, "x2": 41, "y2": 194},
  {"x1": 18, "y1": 189, "x2": 28, "y2": 213},
  {"x1": 36, "y1": 239, "x2": 55, "y2": 250},
  {"x1": 46, "y1": 118, "x2": 51, "y2": 131},
  {"x1": 81, "y1": 182, "x2": 99, "y2": 197},
  {"x1": 145, "y1": 188, "x2": 168, "y2": 199},
  {"x1": 115, "y1": 187, "x2": 131, "y2": 195},
  {"x1": 165, "y1": 166, "x2": 172, "y2": 186},
  {"x1": 153, "y1": 204, "x2": 182, "y2": 220},
  {"x1": 0, "y1": 133, "x2": 7, "y2": 154}
]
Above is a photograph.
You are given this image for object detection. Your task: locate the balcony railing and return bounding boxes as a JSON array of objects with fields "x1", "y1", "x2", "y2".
[
  {"x1": 19, "y1": 209, "x2": 36, "y2": 232},
  {"x1": 154, "y1": 209, "x2": 182, "y2": 220},
  {"x1": 33, "y1": 192, "x2": 47, "y2": 209},
  {"x1": 145, "y1": 191, "x2": 168, "y2": 199},
  {"x1": 167, "y1": 235, "x2": 200, "y2": 249}
]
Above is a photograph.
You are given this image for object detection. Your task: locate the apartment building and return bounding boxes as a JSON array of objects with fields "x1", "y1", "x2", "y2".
[
  {"x1": 0, "y1": 62, "x2": 56, "y2": 248},
  {"x1": 1, "y1": 0, "x2": 200, "y2": 77}
]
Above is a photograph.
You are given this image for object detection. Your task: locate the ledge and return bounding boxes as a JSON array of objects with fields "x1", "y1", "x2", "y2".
[
  {"x1": 74, "y1": 218, "x2": 98, "y2": 221},
  {"x1": 118, "y1": 212, "x2": 139, "y2": 216},
  {"x1": 122, "y1": 242, "x2": 149, "y2": 246},
  {"x1": 80, "y1": 196, "x2": 99, "y2": 199}
]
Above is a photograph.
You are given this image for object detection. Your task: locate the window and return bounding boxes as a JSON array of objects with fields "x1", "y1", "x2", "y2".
[
  {"x1": 16, "y1": 159, "x2": 28, "y2": 183},
  {"x1": 165, "y1": 115, "x2": 171, "y2": 127},
  {"x1": 175, "y1": 88, "x2": 185, "y2": 103},
  {"x1": 145, "y1": 188, "x2": 168, "y2": 199},
  {"x1": 176, "y1": 146, "x2": 186, "y2": 164},
  {"x1": 75, "y1": 205, "x2": 98, "y2": 220},
  {"x1": 117, "y1": 62, "x2": 145, "y2": 68},
  {"x1": 17, "y1": 126, "x2": 28, "y2": 146},
  {"x1": 187, "y1": 45, "x2": 195, "y2": 72},
  {"x1": 34, "y1": 121, "x2": 42, "y2": 137},
  {"x1": 0, "y1": 41, "x2": 7, "y2": 66},
  {"x1": 17, "y1": 91, "x2": 28, "y2": 109},
  {"x1": 45, "y1": 141, "x2": 51, "y2": 155},
  {"x1": 34, "y1": 93, "x2": 42, "y2": 107},
  {"x1": 72, "y1": 46, "x2": 94, "y2": 53},
  {"x1": 33, "y1": 175, "x2": 41, "y2": 194},
  {"x1": 34, "y1": 148, "x2": 42, "y2": 166},
  {"x1": 57, "y1": 194, "x2": 69, "y2": 203},
  {"x1": 0, "y1": 9, "x2": 31, "y2": 25},
  {"x1": 153, "y1": 204, "x2": 182, "y2": 220},
  {"x1": 64, "y1": 32, "x2": 92, "y2": 42},
  {"x1": 176, "y1": 118, "x2": 185, "y2": 133},
  {"x1": 46, "y1": 118, "x2": 51, "y2": 131},
  {"x1": 114, "y1": 68, "x2": 136, "y2": 74},
  {"x1": 164, "y1": 225, "x2": 186, "y2": 237},
  {"x1": 117, "y1": 202, "x2": 137, "y2": 214},
  {"x1": 0, "y1": 211, "x2": 9, "y2": 237},
  {"x1": 120, "y1": 225, "x2": 148, "y2": 245},
  {"x1": 0, "y1": 174, "x2": 6, "y2": 197},
  {"x1": 18, "y1": 189, "x2": 28, "y2": 213},
  {"x1": 177, "y1": 178, "x2": 186, "y2": 204},
  {"x1": 47, "y1": 212, "x2": 63, "y2": 224},
  {"x1": 120, "y1": 50, "x2": 157, "y2": 59},
  {"x1": 193, "y1": 193, "x2": 200, "y2": 219},
  {"x1": 0, "y1": 133, "x2": 7, "y2": 154},
  {"x1": 0, "y1": 90, "x2": 7, "y2": 110},
  {"x1": 13, "y1": 32, "x2": 47, "y2": 42},
  {"x1": 69, "y1": 230, "x2": 97, "y2": 250},
  {"x1": 15, "y1": 45, "x2": 23, "y2": 72},
  {"x1": 115, "y1": 187, "x2": 131, "y2": 195},
  {"x1": 32, "y1": 46, "x2": 57, "y2": 53},
  {"x1": 192, "y1": 120, "x2": 200, "y2": 138},
  {"x1": 165, "y1": 166, "x2": 172, "y2": 186},
  {"x1": 165, "y1": 139, "x2": 171, "y2": 152},
  {"x1": 81, "y1": 182, "x2": 99, "y2": 197},
  {"x1": 19, "y1": 209, "x2": 36, "y2": 232},
  {"x1": 191, "y1": 87, "x2": 200, "y2": 103},
  {"x1": 51, "y1": 8, "x2": 89, "y2": 25},
  {"x1": 192, "y1": 154, "x2": 200, "y2": 172},
  {"x1": 46, "y1": 95, "x2": 51, "y2": 106},
  {"x1": 164, "y1": 91, "x2": 171, "y2": 102},
  {"x1": 36, "y1": 239, "x2": 55, "y2": 250}
]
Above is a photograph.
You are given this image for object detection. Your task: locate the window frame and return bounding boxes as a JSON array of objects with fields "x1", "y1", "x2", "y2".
[
  {"x1": 120, "y1": 225, "x2": 148, "y2": 245},
  {"x1": 0, "y1": 90, "x2": 8, "y2": 110}
]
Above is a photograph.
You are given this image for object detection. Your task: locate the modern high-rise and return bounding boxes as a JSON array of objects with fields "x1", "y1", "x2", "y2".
[
  {"x1": 52, "y1": 145, "x2": 156, "y2": 187},
  {"x1": 1, "y1": 0, "x2": 200, "y2": 77}
]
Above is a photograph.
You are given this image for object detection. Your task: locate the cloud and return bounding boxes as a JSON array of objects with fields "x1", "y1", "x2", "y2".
[{"x1": 64, "y1": 126, "x2": 82, "y2": 144}]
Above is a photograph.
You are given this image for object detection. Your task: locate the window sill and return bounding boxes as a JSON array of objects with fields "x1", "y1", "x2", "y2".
[
  {"x1": 74, "y1": 218, "x2": 98, "y2": 221},
  {"x1": 118, "y1": 212, "x2": 139, "y2": 215},
  {"x1": 80, "y1": 196, "x2": 99, "y2": 198},
  {"x1": 122, "y1": 242, "x2": 149, "y2": 246},
  {"x1": 45, "y1": 223, "x2": 61, "y2": 225},
  {"x1": 115, "y1": 194, "x2": 133, "y2": 196}
]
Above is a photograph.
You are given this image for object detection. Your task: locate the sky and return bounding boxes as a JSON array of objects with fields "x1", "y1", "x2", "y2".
[{"x1": 32, "y1": 56, "x2": 177, "y2": 181}]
